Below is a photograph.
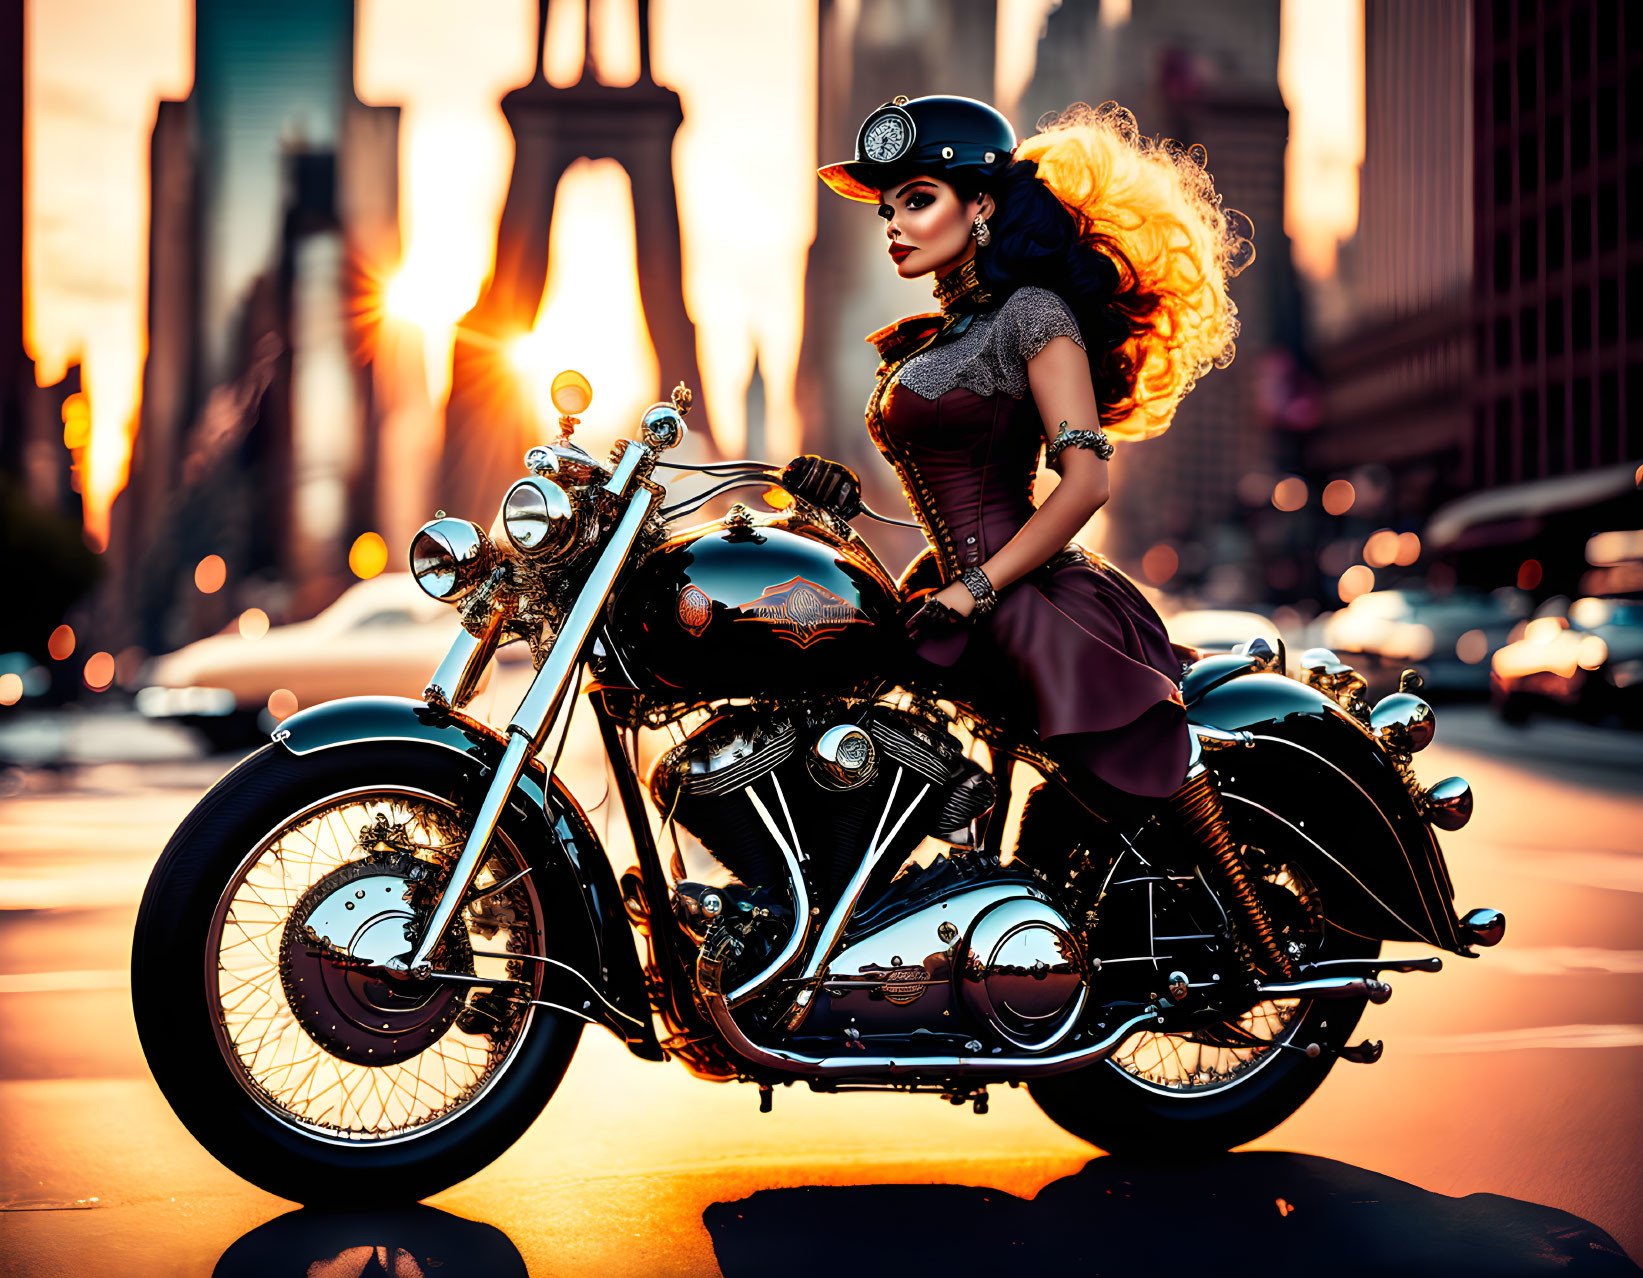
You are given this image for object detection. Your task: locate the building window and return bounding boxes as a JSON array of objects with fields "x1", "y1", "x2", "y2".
[
  {"x1": 1598, "y1": 85, "x2": 1619, "y2": 156},
  {"x1": 1573, "y1": 192, "x2": 1593, "y2": 259},
  {"x1": 1572, "y1": 6, "x2": 1592, "y2": 79},
  {"x1": 1574, "y1": 283, "x2": 1593, "y2": 348},
  {"x1": 1494, "y1": 144, "x2": 1512, "y2": 206},
  {"x1": 1546, "y1": 385, "x2": 1567, "y2": 475},
  {"x1": 1518, "y1": 45, "x2": 1539, "y2": 113},
  {"x1": 1574, "y1": 376, "x2": 1593, "y2": 469},
  {"x1": 1494, "y1": 231, "x2": 1513, "y2": 290},
  {"x1": 1521, "y1": 216, "x2": 1539, "y2": 281},
  {"x1": 1519, "y1": 132, "x2": 1539, "y2": 195},
  {"x1": 1548, "y1": 203, "x2": 1566, "y2": 271},
  {"x1": 1495, "y1": 398, "x2": 1513, "y2": 485},
  {"x1": 1628, "y1": 270, "x2": 1643, "y2": 340},
  {"x1": 1598, "y1": 371, "x2": 1619, "y2": 463},
  {"x1": 1599, "y1": 182, "x2": 1619, "y2": 251},
  {"x1": 1599, "y1": 278, "x2": 1618, "y2": 343},
  {"x1": 1546, "y1": 116, "x2": 1566, "y2": 181},
  {"x1": 1545, "y1": 27, "x2": 1566, "y2": 95},
  {"x1": 1572, "y1": 97, "x2": 1591, "y2": 170},
  {"x1": 1493, "y1": 58, "x2": 1512, "y2": 125},
  {"x1": 1630, "y1": 167, "x2": 1643, "y2": 239},
  {"x1": 1496, "y1": 315, "x2": 1514, "y2": 366},
  {"x1": 1520, "y1": 307, "x2": 1540, "y2": 361},
  {"x1": 1547, "y1": 294, "x2": 1566, "y2": 355}
]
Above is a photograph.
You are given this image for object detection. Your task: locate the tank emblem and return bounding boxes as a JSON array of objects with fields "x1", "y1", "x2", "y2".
[
  {"x1": 677, "y1": 584, "x2": 713, "y2": 636},
  {"x1": 877, "y1": 965, "x2": 930, "y2": 1005},
  {"x1": 737, "y1": 576, "x2": 865, "y2": 649}
]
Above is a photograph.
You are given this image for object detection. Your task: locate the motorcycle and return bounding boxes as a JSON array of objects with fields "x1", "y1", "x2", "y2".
[{"x1": 132, "y1": 380, "x2": 1505, "y2": 1203}]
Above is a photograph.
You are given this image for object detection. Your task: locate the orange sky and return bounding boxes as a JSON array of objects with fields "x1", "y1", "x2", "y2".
[{"x1": 23, "y1": 0, "x2": 1363, "y2": 546}]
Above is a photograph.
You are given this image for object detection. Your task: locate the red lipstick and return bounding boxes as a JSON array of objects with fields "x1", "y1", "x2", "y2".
[{"x1": 889, "y1": 244, "x2": 915, "y2": 264}]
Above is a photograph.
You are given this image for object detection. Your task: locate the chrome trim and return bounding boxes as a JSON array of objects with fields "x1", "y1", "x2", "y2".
[
  {"x1": 407, "y1": 479, "x2": 661, "y2": 973},
  {"x1": 1245, "y1": 734, "x2": 1442, "y2": 943},
  {"x1": 603, "y1": 439, "x2": 651, "y2": 496},
  {"x1": 729, "y1": 783, "x2": 813, "y2": 1007},
  {"x1": 795, "y1": 768, "x2": 932, "y2": 986},
  {"x1": 424, "y1": 612, "x2": 502, "y2": 712},
  {"x1": 1423, "y1": 775, "x2": 1474, "y2": 830},
  {"x1": 1369, "y1": 692, "x2": 1435, "y2": 754},
  {"x1": 1458, "y1": 906, "x2": 1506, "y2": 948},
  {"x1": 405, "y1": 731, "x2": 535, "y2": 975},
  {"x1": 1220, "y1": 793, "x2": 1436, "y2": 944},
  {"x1": 1253, "y1": 976, "x2": 1393, "y2": 1004}
]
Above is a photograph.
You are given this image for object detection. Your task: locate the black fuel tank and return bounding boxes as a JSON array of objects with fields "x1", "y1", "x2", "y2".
[{"x1": 607, "y1": 517, "x2": 902, "y2": 700}]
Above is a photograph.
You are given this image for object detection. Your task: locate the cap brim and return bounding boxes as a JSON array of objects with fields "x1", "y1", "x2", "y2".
[{"x1": 817, "y1": 161, "x2": 889, "y2": 202}]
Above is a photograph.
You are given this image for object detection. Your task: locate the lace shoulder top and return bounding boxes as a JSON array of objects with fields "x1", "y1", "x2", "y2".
[{"x1": 894, "y1": 285, "x2": 1085, "y2": 402}]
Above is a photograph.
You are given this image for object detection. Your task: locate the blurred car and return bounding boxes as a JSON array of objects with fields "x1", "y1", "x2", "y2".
[
  {"x1": 1163, "y1": 609, "x2": 1280, "y2": 658},
  {"x1": 139, "y1": 573, "x2": 528, "y2": 749},
  {"x1": 1491, "y1": 595, "x2": 1643, "y2": 728},
  {"x1": 1319, "y1": 587, "x2": 1527, "y2": 699}
]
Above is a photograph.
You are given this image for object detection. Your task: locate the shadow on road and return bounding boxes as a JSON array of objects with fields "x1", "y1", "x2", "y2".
[
  {"x1": 705, "y1": 1152, "x2": 1641, "y2": 1278},
  {"x1": 212, "y1": 1204, "x2": 529, "y2": 1278}
]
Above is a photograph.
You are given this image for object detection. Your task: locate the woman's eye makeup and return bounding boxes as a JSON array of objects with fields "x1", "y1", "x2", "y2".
[{"x1": 904, "y1": 193, "x2": 933, "y2": 210}]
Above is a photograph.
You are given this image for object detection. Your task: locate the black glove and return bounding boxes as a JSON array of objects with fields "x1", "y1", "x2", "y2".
[
  {"x1": 779, "y1": 455, "x2": 863, "y2": 520},
  {"x1": 902, "y1": 593, "x2": 968, "y2": 643}
]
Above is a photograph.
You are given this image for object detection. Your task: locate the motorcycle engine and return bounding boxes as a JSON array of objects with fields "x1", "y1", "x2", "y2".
[{"x1": 651, "y1": 703, "x2": 1090, "y2": 1050}]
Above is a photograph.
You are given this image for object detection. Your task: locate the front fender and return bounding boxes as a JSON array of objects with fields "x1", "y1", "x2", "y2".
[
  {"x1": 273, "y1": 696, "x2": 661, "y2": 1056},
  {"x1": 1188, "y1": 674, "x2": 1465, "y2": 952}
]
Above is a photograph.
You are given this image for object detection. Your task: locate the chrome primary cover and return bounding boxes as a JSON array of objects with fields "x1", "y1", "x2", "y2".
[
  {"x1": 959, "y1": 896, "x2": 1087, "y2": 1051},
  {"x1": 806, "y1": 883, "x2": 1088, "y2": 1050}
]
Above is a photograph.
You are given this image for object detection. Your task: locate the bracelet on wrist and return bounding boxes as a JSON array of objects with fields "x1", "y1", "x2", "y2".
[{"x1": 959, "y1": 566, "x2": 998, "y2": 617}]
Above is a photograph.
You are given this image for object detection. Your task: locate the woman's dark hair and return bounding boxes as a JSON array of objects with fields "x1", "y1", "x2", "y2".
[{"x1": 955, "y1": 159, "x2": 1157, "y2": 419}]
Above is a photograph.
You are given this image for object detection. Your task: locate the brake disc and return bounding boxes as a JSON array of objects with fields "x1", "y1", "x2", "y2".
[{"x1": 279, "y1": 855, "x2": 474, "y2": 1066}]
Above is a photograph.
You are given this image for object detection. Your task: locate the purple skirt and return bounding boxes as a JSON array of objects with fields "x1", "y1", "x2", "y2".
[{"x1": 916, "y1": 553, "x2": 1192, "y2": 798}]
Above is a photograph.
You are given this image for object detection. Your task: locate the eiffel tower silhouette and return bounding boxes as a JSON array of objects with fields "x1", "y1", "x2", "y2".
[{"x1": 440, "y1": 0, "x2": 707, "y2": 516}]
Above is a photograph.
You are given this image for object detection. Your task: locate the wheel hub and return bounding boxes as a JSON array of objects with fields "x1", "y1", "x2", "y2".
[{"x1": 279, "y1": 856, "x2": 473, "y2": 1066}]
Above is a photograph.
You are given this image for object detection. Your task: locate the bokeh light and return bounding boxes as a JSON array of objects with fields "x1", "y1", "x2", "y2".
[
  {"x1": 1271, "y1": 477, "x2": 1309, "y2": 512},
  {"x1": 239, "y1": 608, "x2": 271, "y2": 640},
  {"x1": 1394, "y1": 531, "x2": 1422, "y2": 566},
  {"x1": 195, "y1": 554, "x2": 227, "y2": 594},
  {"x1": 1321, "y1": 479, "x2": 1355, "y2": 515},
  {"x1": 1517, "y1": 558, "x2": 1544, "y2": 590},
  {"x1": 1363, "y1": 528, "x2": 1399, "y2": 567},
  {"x1": 47, "y1": 624, "x2": 76, "y2": 661},
  {"x1": 0, "y1": 673, "x2": 22, "y2": 706},
  {"x1": 83, "y1": 651, "x2": 116, "y2": 691},
  {"x1": 1456, "y1": 629, "x2": 1489, "y2": 664},
  {"x1": 1338, "y1": 564, "x2": 1375, "y2": 602},
  {"x1": 1576, "y1": 635, "x2": 1609, "y2": 670},
  {"x1": 349, "y1": 532, "x2": 389, "y2": 580},
  {"x1": 267, "y1": 688, "x2": 299, "y2": 720},
  {"x1": 1142, "y1": 543, "x2": 1179, "y2": 584}
]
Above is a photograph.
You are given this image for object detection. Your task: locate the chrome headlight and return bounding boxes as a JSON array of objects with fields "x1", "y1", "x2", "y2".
[
  {"x1": 495, "y1": 476, "x2": 582, "y2": 558},
  {"x1": 409, "y1": 517, "x2": 493, "y2": 603}
]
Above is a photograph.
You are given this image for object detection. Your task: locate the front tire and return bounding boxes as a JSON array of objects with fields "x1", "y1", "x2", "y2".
[{"x1": 132, "y1": 741, "x2": 582, "y2": 1204}]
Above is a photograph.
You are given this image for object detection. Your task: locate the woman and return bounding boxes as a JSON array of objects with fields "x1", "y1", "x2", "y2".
[{"x1": 817, "y1": 94, "x2": 1254, "y2": 850}]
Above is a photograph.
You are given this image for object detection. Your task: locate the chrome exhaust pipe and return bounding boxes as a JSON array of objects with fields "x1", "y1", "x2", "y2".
[
  {"x1": 697, "y1": 937, "x2": 1159, "y2": 1080},
  {"x1": 1254, "y1": 975, "x2": 1393, "y2": 1004}
]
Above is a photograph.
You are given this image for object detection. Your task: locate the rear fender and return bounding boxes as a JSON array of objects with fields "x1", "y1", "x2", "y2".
[
  {"x1": 1188, "y1": 674, "x2": 1465, "y2": 952},
  {"x1": 273, "y1": 695, "x2": 661, "y2": 1056}
]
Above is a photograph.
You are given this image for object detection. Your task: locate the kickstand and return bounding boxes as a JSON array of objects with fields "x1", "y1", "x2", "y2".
[
  {"x1": 758, "y1": 1083, "x2": 773, "y2": 1113},
  {"x1": 1338, "y1": 1038, "x2": 1384, "y2": 1065}
]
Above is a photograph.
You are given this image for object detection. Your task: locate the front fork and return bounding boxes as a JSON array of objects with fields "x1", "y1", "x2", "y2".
[{"x1": 389, "y1": 444, "x2": 658, "y2": 979}]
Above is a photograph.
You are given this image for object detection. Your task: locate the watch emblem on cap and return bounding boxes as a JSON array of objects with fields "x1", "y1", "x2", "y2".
[{"x1": 860, "y1": 106, "x2": 914, "y2": 163}]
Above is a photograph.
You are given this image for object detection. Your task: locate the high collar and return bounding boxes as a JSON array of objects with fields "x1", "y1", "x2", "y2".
[{"x1": 932, "y1": 257, "x2": 992, "y2": 315}]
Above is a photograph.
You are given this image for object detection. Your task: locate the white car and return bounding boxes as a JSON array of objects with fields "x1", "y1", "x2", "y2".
[{"x1": 139, "y1": 574, "x2": 528, "y2": 747}]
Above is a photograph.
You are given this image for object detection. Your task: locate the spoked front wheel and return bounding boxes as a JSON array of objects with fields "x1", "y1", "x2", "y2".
[{"x1": 132, "y1": 741, "x2": 582, "y2": 1203}]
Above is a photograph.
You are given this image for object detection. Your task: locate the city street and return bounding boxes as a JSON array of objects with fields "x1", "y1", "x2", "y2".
[{"x1": 1, "y1": 707, "x2": 1640, "y2": 1276}]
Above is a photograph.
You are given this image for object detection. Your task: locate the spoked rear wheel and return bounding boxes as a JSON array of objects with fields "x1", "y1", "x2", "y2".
[
  {"x1": 1030, "y1": 862, "x2": 1380, "y2": 1156},
  {"x1": 133, "y1": 742, "x2": 582, "y2": 1203}
]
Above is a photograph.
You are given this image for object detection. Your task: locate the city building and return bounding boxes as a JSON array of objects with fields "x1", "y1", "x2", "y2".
[{"x1": 113, "y1": 0, "x2": 400, "y2": 651}]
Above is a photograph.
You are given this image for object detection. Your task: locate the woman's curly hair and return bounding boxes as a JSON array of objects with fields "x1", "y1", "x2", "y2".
[{"x1": 961, "y1": 102, "x2": 1253, "y2": 441}]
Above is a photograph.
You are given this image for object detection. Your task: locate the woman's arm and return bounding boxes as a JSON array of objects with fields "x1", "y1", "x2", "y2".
[{"x1": 930, "y1": 334, "x2": 1109, "y2": 617}]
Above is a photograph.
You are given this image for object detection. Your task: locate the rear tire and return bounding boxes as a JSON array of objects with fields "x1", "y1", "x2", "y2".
[
  {"x1": 1031, "y1": 920, "x2": 1380, "y2": 1157},
  {"x1": 132, "y1": 741, "x2": 582, "y2": 1204}
]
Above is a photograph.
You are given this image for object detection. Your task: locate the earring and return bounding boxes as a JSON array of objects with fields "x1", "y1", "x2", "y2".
[{"x1": 972, "y1": 215, "x2": 991, "y2": 248}]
